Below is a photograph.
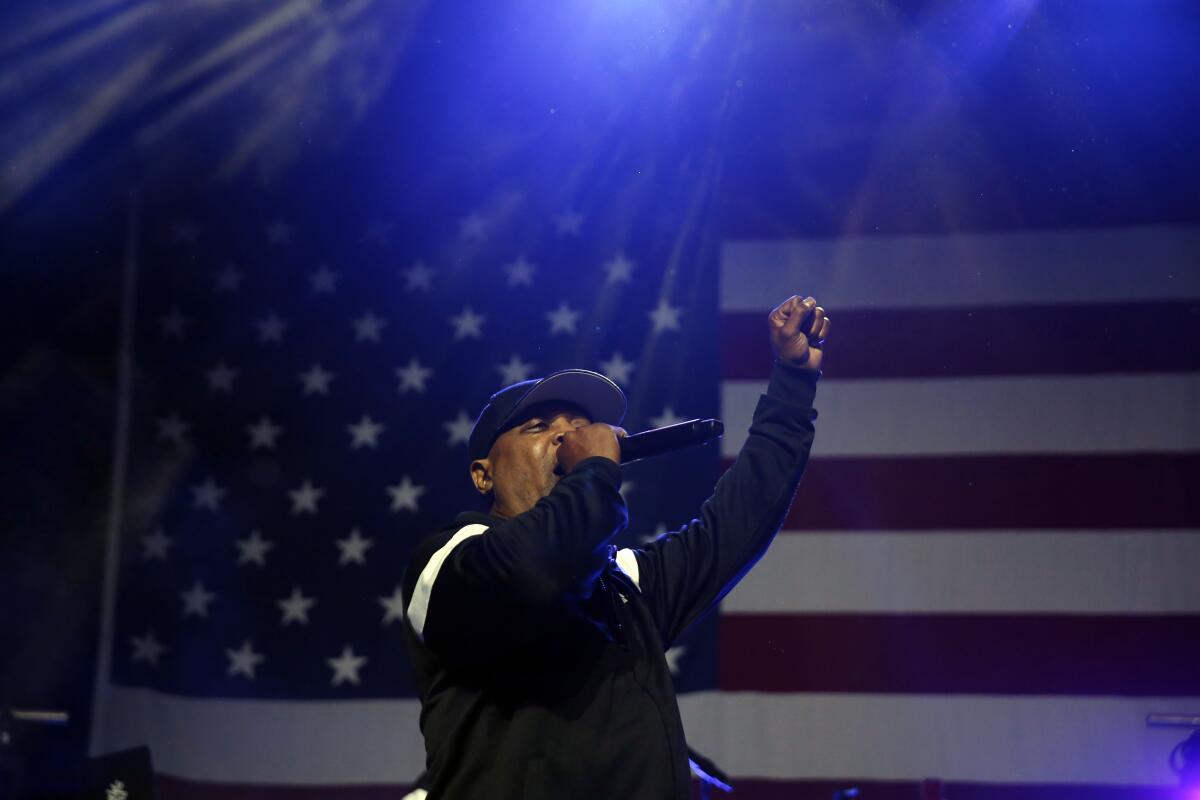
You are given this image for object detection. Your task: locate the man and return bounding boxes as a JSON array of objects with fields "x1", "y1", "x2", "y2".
[{"x1": 401, "y1": 295, "x2": 829, "y2": 799}]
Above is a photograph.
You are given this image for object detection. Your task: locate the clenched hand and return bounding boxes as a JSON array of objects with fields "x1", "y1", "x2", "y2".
[{"x1": 768, "y1": 295, "x2": 830, "y2": 372}]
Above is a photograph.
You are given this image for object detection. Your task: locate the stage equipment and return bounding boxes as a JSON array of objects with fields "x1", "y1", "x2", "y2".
[
  {"x1": 1, "y1": 707, "x2": 69, "y2": 796},
  {"x1": 1147, "y1": 713, "x2": 1200, "y2": 788}
]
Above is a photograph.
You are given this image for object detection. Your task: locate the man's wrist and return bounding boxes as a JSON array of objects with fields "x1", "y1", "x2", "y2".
[
  {"x1": 568, "y1": 455, "x2": 622, "y2": 484},
  {"x1": 773, "y1": 357, "x2": 821, "y2": 379},
  {"x1": 767, "y1": 358, "x2": 820, "y2": 415}
]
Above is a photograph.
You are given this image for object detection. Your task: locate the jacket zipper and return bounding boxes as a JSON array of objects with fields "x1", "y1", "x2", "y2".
[{"x1": 600, "y1": 546, "x2": 626, "y2": 642}]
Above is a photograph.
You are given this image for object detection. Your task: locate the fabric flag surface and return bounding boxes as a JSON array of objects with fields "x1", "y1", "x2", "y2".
[
  {"x1": 90, "y1": 216, "x2": 1200, "y2": 799},
  {"x1": 89, "y1": 202, "x2": 724, "y2": 798},
  {"x1": 697, "y1": 225, "x2": 1200, "y2": 798}
]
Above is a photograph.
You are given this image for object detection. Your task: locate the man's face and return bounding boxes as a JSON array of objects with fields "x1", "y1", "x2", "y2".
[{"x1": 470, "y1": 401, "x2": 591, "y2": 518}]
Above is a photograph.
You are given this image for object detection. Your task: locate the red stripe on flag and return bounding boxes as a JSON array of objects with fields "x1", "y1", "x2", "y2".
[
  {"x1": 721, "y1": 301, "x2": 1200, "y2": 379},
  {"x1": 158, "y1": 777, "x2": 420, "y2": 799},
  {"x1": 729, "y1": 453, "x2": 1200, "y2": 530},
  {"x1": 717, "y1": 613, "x2": 1200, "y2": 695},
  {"x1": 698, "y1": 778, "x2": 1187, "y2": 800},
  {"x1": 155, "y1": 775, "x2": 1185, "y2": 800}
]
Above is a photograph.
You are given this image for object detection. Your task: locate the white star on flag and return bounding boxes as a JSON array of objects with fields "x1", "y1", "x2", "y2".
[
  {"x1": 650, "y1": 406, "x2": 687, "y2": 429},
  {"x1": 225, "y1": 641, "x2": 264, "y2": 679},
  {"x1": 191, "y1": 478, "x2": 226, "y2": 511},
  {"x1": 309, "y1": 265, "x2": 339, "y2": 293},
  {"x1": 160, "y1": 307, "x2": 190, "y2": 338},
  {"x1": 503, "y1": 256, "x2": 536, "y2": 287},
  {"x1": 289, "y1": 480, "x2": 325, "y2": 514},
  {"x1": 299, "y1": 363, "x2": 334, "y2": 395},
  {"x1": 599, "y1": 352, "x2": 635, "y2": 385},
  {"x1": 130, "y1": 631, "x2": 166, "y2": 666},
  {"x1": 603, "y1": 252, "x2": 635, "y2": 284},
  {"x1": 214, "y1": 264, "x2": 243, "y2": 292},
  {"x1": 328, "y1": 645, "x2": 368, "y2": 686},
  {"x1": 348, "y1": 414, "x2": 385, "y2": 449},
  {"x1": 402, "y1": 262, "x2": 433, "y2": 291},
  {"x1": 379, "y1": 586, "x2": 406, "y2": 625},
  {"x1": 497, "y1": 354, "x2": 534, "y2": 385},
  {"x1": 171, "y1": 219, "x2": 200, "y2": 245},
  {"x1": 156, "y1": 413, "x2": 189, "y2": 446},
  {"x1": 640, "y1": 522, "x2": 670, "y2": 545},
  {"x1": 395, "y1": 358, "x2": 433, "y2": 393},
  {"x1": 265, "y1": 219, "x2": 293, "y2": 244},
  {"x1": 277, "y1": 587, "x2": 316, "y2": 625},
  {"x1": 180, "y1": 581, "x2": 216, "y2": 618},
  {"x1": 449, "y1": 306, "x2": 486, "y2": 340},
  {"x1": 247, "y1": 416, "x2": 283, "y2": 450},
  {"x1": 235, "y1": 530, "x2": 274, "y2": 566},
  {"x1": 554, "y1": 210, "x2": 582, "y2": 235},
  {"x1": 364, "y1": 218, "x2": 393, "y2": 245},
  {"x1": 648, "y1": 298, "x2": 683, "y2": 333},
  {"x1": 256, "y1": 312, "x2": 287, "y2": 343},
  {"x1": 459, "y1": 212, "x2": 488, "y2": 240},
  {"x1": 205, "y1": 362, "x2": 237, "y2": 393},
  {"x1": 140, "y1": 528, "x2": 172, "y2": 561},
  {"x1": 444, "y1": 411, "x2": 474, "y2": 445},
  {"x1": 387, "y1": 476, "x2": 426, "y2": 512},
  {"x1": 336, "y1": 528, "x2": 374, "y2": 566},
  {"x1": 546, "y1": 301, "x2": 581, "y2": 335},
  {"x1": 352, "y1": 311, "x2": 387, "y2": 342}
]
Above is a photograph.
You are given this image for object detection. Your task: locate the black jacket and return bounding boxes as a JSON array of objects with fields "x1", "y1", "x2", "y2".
[{"x1": 400, "y1": 362, "x2": 819, "y2": 799}]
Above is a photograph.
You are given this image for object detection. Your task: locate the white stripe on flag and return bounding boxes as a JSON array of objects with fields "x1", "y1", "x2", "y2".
[
  {"x1": 93, "y1": 686, "x2": 1190, "y2": 787},
  {"x1": 679, "y1": 691, "x2": 1190, "y2": 785},
  {"x1": 92, "y1": 686, "x2": 425, "y2": 783},
  {"x1": 720, "y1": 373, "x2": 1200, "y2": 457},
  {"x1": 724, "y1": 530, "x2": 1200, "y2": 614},
  {"x1": 720, "y1": 226, "x2": 1200, "y2": 311}
]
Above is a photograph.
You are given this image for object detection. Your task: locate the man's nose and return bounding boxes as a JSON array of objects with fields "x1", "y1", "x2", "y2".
[{"x1": 552, "y1": 419, "x2": 585, "y2": 445}]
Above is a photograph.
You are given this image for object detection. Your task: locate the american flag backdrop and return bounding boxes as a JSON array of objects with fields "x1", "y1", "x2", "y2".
[
  {"x1": 89, "y1": 205, "x2": 1200, "y2": 798},
  {"x1": 21, "y1": 1, "x2": 1190, "y2": 798},
  {"x1": 693, "y1": 226, "x2": 1200, "y2": 798},
  {"x1": 89, "y1": 193, "x2": 729, "y2": 797}
]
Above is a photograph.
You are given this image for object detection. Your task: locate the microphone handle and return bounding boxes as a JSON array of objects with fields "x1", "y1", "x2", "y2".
[{"x1": 619, "y1": 418, "x2": 724, "y2": 464}]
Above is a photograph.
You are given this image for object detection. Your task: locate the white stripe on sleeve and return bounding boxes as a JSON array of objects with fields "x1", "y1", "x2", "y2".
[
  {"x1": 405, "y1": 523, "x2": 489, "y2": 641},
  {"x1": 615, "y1": 548, "x2": 641, "y2": 591}
]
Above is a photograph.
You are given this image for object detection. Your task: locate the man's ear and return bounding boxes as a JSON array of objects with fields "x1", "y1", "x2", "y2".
[{"x1": 469, "y1": 459, "x2": 493, "y2": 495}]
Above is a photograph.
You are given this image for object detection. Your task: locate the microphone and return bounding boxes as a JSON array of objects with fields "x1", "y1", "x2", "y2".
[{"x1": 619, "y1": 418, "x2": 724, "y2": 464}]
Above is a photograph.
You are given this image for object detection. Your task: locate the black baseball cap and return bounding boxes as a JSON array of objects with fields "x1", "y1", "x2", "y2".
[{"x1": 468, "y1": 369, "x2": 627, "y2": 462}]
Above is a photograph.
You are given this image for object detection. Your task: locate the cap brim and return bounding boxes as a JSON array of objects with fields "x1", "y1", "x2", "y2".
[{"x1": 500, "y1": 369, "x2": 626, "y2": 433}]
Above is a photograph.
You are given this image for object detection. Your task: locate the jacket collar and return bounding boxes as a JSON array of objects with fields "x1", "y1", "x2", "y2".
[{"x1": 453, "y1": 509, "x2": 503, "y2": 528}]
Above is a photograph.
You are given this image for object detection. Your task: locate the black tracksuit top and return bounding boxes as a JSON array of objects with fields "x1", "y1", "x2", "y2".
[{"x1": 400, "y1": 362, "x2": 819, "y2": 799}]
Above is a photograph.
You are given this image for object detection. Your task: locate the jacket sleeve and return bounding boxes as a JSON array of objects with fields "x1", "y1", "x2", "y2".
[
  {"x1": 402, "y1": 456, "x2": 627, "y2": 666},
  {"x1": 626, "y1": 361, "x2": 818, "y2": 648}
]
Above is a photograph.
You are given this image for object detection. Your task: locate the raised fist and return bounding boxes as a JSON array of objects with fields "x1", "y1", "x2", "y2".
[{"x1": 767, "y1": 295, "x2": 830, "y2": 371}]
